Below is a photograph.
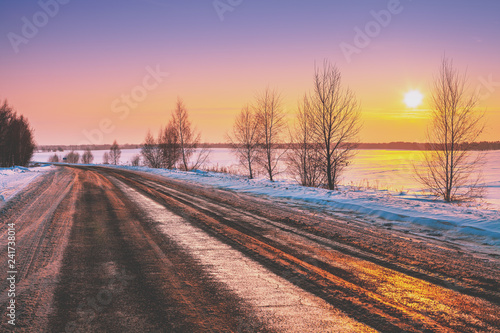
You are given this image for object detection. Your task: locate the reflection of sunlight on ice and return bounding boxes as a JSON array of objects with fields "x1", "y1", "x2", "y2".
[
  {"x1": 343, "y1": 150, "x2": 427, "y2": 193},
  {"x1": 333, "y1": 150, "x2": 500, "y2": 209}
]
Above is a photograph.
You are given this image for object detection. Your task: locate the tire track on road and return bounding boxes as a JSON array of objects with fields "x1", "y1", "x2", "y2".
[
  {"x1": 102, "y1": 166, "x2": 500, "y2": 332},
  {"x1": 112, "y1": 176, "x2": 377, "y2": 333},
  {"x1": 0, "y1": 167, "x2": 78, "y2": 332},
  {"x1": 48, "y1": 169, "x2": 272, "y2": 332}
]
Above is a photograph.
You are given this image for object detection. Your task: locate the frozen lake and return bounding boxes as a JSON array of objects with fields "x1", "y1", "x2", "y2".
[{"x1": 33, "y1": 149, "x2": 500, "y2": 208}]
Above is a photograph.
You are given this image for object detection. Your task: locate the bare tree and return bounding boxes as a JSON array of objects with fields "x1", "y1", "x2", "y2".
[
  {"x1": 65, "y1": 151, "x2": 80, "y2": 164},
  {"x1": 48, "y1": 154, "x2": 59, "y2": 163},
  {"x1": 227, "y1": 105, "x2": 260, "y2": 179},
  {"x1": 160, "y1": 120, "x2": 181, "y2": 169},
  {"x1": 82, "y1": 148, "x2": 94, "y2": 164},
  {"x1": 254, "y1": 88, "x2": 287, "y2": 181},
  {"x1": 141, "y1": 130, "x2": 163, "y2": 168},
  {"x1": 416, "y1": 58, "x2": 484, "y2": 202},
  {"x1": 310, "y1": 61, "x2": 360, "y2": 190},
  {"x1": 109, "y1": 140, "x2": 121, "y2": 165},
  {"x1": 287, "y1": 95, "x2": 324, "y2": 187},
  {"x1": 130, "y1": 154, "x2": 141, "y2": 166},
  {"x1": 102, "y1": 152, "x2": 110, "y2": 164},
  {"x1": 172, "y1": 98, "x2": 209, "y2": 171}
]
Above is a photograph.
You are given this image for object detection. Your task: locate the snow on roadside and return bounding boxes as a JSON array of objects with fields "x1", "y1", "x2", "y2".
[
  {"x1": 0, "y1": 165, "x2": 53, "y2": 205},
  {"x1": 108, "y1": 165, "x2": 500, "y2": 249}
]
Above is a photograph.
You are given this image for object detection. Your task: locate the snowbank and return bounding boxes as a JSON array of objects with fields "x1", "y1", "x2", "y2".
[
  {"x1": 110, "y1": 165, "x2": 500, "y2": 249},
  {"x1": 0, "y1": 165, "x2": 53, "y2": 204}
]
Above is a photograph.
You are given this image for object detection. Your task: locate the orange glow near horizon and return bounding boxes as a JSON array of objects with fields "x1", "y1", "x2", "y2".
[
  {"x1": 2, "y1": 59, "x2": 498, "y2": 145},
  {"x1": 1, "y1": 1, "x2": 498, "y2": 145}
]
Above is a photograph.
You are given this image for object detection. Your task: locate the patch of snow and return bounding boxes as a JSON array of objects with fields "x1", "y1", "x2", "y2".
[{"x1": 0, "y1": 164, "x2": 53, "y2": 204}]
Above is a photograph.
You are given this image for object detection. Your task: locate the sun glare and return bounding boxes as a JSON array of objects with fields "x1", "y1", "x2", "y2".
[{"x1": 404, "y1": 90, "x2": 424, "y2": 108}]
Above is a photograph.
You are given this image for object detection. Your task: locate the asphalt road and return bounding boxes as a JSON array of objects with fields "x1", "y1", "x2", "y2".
[{"x1": 1, "y1": 165, "x2": 499, "y2": 332}]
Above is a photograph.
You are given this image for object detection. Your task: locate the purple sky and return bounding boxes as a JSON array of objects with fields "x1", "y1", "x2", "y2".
[{"x1": 1, "y1": 0, "x2": 499, "y2": 144}]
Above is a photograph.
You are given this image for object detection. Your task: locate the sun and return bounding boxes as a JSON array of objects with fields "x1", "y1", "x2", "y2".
[{"x1": 404, "y1": 90, "x2": 424, "y2": 108}]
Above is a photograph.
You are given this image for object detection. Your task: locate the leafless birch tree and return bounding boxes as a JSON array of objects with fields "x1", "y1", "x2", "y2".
[
  {"x1": 141, "y1": 130, "x2": 163, "y2": 168},
  {"x1": 310, "y1": 61, "x2": 360, "y2": 190},
  {"x1": 172, "y1": 98, "x2": 209, "y2": 171},
  {"x1": 287, "y1": 95, "x2": 324, "y2": 187},
  {"x1": 102, "y1": 152, "x2": 110, "y2": 164},
  {"x1": 130, "y1": 154, "x2": 141, "y2": 166},
  {"x1": 109, "y1": 140, "x2": 121, "y2": 165},
  {"x1": 48, "y1": 154, "x2": 60, "y2": 163},
  {"x1": 160, "y1": 119, "x2": 181, "y2": 169},
  {"x1": 227, "y1": 105, "x2": 260, "y2": 179},
  {"x1": 254, "y1": 88, "x2": 287, "y2": 181},
  {"x1": 82, "y1": 148, "x2": 94, "y2": 164},
  {"x1": 416, "y1": 58, "x2": 484, "y2": 202},
  {"x1": 64, "y1": 151, "x2": 80, "y2": 164}
]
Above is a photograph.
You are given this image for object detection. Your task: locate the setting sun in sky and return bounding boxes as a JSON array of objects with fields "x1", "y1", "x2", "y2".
[
  {"x1": 404, "y1": 90, "x2": 424, "y2": 108},
  {"x1": 1, "y1": 1, "x2": 499, "y2": 145}
]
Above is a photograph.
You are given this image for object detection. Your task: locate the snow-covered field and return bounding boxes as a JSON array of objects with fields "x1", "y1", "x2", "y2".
[
  {"x1": 0, "y1": 165, "x2": 53, "y2": 205},
  {"x1": 34, "y1": 148, "x2": 500, "y2": 208}
]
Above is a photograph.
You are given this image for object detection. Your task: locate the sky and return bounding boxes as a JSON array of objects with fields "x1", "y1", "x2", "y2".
[{"x1": 1, "y1": 0, "x2": 499, "y2": 145}]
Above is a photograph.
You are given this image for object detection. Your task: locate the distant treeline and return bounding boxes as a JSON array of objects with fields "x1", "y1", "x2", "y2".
[
  {"x1": 38, "y1": 143, "x2": 142, "y2": 152},
  {"x1": 37, "y1": 143, "x2": 230, "y2": 151},
  {"x1": 37, "y1": 141, "x2": 500, "y2": 152},
  {"x1": 355, "y1": 141, "x2": 500, "y2": 151}
]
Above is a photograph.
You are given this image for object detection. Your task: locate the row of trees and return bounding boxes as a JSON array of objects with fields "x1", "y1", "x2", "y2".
[
  {"x1": 228, "y1": 61, "x2": 360, "y2": 190},
  {"x1": 227, "y1": 89, "x2": 288, "y2": 182},
  {"x1": 140, "y1": 71, "x2": 358, "y2": 192},
  {"x1": 48, "y1": 141, "x2": 121, "y2": 165},
  {"x1": 138, "y1": 58, "x2": 483, "y2": 202},
  {"x1": 228, "y1": 58, "x2": 485, "y2": 201},
  {"x1": 0, "y1": 100, "x2": 36, "y2": 167},
  {"x1": 49, "y1": 148, "x2": 96, "y2": 164}
]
